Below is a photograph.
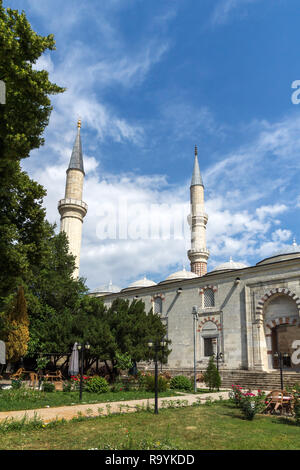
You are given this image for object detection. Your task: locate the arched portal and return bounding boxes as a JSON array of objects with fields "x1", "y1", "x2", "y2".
[{"x1": 262, "y1": 293, "x2": 300, "y2": 370}]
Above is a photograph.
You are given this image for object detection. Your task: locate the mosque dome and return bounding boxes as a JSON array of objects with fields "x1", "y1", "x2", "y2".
[
  {"x1": 162, "y1": 268, "x2": 199, "y2": 283},
  {"x1": 211, "y1": 257, "x2": 249, "y2": 273},
  {"x1": 90, "y1": 280, "x2": 121, "y2": 295},
  {"x1": 121, "y1": 276, "x2": 157, "y2": 291},
  {"x1": 256, "y1": 239, "x2": 300, "y2": 266}
]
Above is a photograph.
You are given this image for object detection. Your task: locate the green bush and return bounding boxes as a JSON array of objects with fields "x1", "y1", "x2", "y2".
[
  {"x1": 170, "y1": 375, "x2": 193, "y2": 392},
  {"x1": 41, "y1": 382, "x2": 54, "y2": 393},
  {"x1": 239, "y1": 391, "x2": 266, "y2": 420},
  {"x1": 11, "y1": 379, "x2": 23, "y2": 390},
  {"x1": 203, "y1": 356, "x2": 221, "y2": 391},
  {"x1": 42, "y1": 382, "x2": 55, "y2": 393},
  {"x1": 294, "y1": 398, "x2": 300, "y2": 424},
  {"x1": 62, "y1": 381, "x2": 72, "y2": 392},
  {"x1": 85, "y1": 376, "x2": 109, "y2": 394},
  {"x1": 145, "y1": 375, "x2": 169, "y2": 392}
]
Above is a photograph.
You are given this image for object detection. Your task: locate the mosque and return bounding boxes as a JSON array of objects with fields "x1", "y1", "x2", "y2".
[{"x1": 58, "y1": 122, "x2": 300, "y2": 384}]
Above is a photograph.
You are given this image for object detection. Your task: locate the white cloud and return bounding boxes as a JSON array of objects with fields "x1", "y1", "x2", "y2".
[
  {"x1": 256, "y1": 204, "x2": 288, "y2": 221},
  {"x1": 211, "y1": 0, "x2": 261, "y2": 26}
]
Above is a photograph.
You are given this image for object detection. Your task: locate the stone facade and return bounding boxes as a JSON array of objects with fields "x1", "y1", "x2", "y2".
[
  {"x1": 88, "y1": 146, "x2": 300, "y2": 374},
  {"x1": 94, "y1": 253, "x2": 300, "y2": 373}
]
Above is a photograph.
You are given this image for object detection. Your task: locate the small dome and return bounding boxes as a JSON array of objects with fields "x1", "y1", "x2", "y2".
[
  {"x1": 90, "y1": 280, "x2": 120, "y2": 295},
  {"x1": 164, "y1": 268, "x2": 199, "y2": 282},
  {"x1": 122, "y1": 276, "x2": 157, "y2": 291},
  {"x1": 211, "y1": 257, "x2": 249, "y2": 272},
  {"x1": 257, "y1": 239, "x2": 300, "y2": 266},
  {"x1": 272, "y1": 239, "x2": 300, "y2": 257}
]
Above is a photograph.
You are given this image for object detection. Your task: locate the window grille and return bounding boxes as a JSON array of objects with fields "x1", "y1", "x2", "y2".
[
  {"x1": 154, "y1": 297, "x2": 162, "y2": 314},
  {"x1": 204, "y1": 288, "x2": 215, "y2": 307},
  {"x1": 204, "y1": 338, "x2": 214, "y2": 357}
]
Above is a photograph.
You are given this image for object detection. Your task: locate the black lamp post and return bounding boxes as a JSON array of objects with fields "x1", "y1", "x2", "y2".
[
  {"x1": 274, "y1": 351, "x2": 289, "y2": 390},
  {"x1": 192, "y1": 306, "x2": 199, "y2": 393},
  {"x1": 214, "y1": 351, "x2": 223, "y2": 372},
  {"x1": 77, "y1": 342, "x2": 90, "y2": 401},
  {"x1": 148, "y1": 339, "x2": 166, "y2": 414}
]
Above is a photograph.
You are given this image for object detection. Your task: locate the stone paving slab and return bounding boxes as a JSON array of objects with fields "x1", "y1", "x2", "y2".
[{"x1": 0, "y1": 390, "x2": 231, "y2": 424}]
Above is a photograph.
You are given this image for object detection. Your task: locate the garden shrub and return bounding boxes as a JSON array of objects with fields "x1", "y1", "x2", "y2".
[
  {"x1": 145, "y1": 374, "x2": 168, "y2": 392},
  {"x1": 85, "y1": 376, "x2": 109, "y2": 394},
  {"x1": 62, "y1": 381, "x2": 72, "y2": 392},
  {"x1": 110, "y1": 377, "x2": 125, "y2": 393},
  {"x1": 203, "y1": 356, "x2": 221, "y2": 391},
  {"x1": 239, "y1": 391, "x2": 266, "y2": 420},
  {"x1": 230, "y1": 385, "x2": 266, "y2": 420},
  {"x1": 170, "y1": 375, "x2": 193, "y2": 392},
  {"x1": 11, "y1": 379, "x2": 22, "y2": 390},
  {"x1": 229, "y1": 385, "x2": 243, "y2": 406},
  {"x1": 42, "y1": 382, "x2": 55, "y2": 393},
  {"x1": 136, "y1": 371, "x2": 148, "y2": 391}
]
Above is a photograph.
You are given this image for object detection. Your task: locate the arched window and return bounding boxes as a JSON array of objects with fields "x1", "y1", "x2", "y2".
[
  {"x1": 204, "y1": 288, "x2": 215, "y2": 308},
  {"x1": 154, "y1": 297, "x2": 162, "y2": 314}
]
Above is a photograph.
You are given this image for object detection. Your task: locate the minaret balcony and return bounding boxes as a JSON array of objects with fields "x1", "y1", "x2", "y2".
[
  {"x1": 58, "y1": 198, "x2": 88, "y2": 218},
  {"x1": 188, "y1": 248, "x2": 210, "y2": 262},
  {"x1": 58, "y1": 198, "x2": 88, "y2": 210}
]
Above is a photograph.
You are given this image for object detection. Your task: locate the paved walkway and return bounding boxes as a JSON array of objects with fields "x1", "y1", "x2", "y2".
[{"x1": 0, "y1": 390, "x2": 230, "y2": 424}]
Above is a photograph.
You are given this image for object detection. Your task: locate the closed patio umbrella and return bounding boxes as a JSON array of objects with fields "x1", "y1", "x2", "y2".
[
  {"x1": 68, "y1": 342, "x2": 79, "y2": 376},
  {"x1": 0, "y1": 341, "x2": 6, "y2": 365}
]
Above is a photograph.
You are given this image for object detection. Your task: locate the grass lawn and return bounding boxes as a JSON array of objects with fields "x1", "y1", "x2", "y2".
[
  {"x1": 0, "y1": 388, "x2": 183, "y2": 412},
  {"x1": 0, "y1": 402, "x2": 300, "y2": 450}
]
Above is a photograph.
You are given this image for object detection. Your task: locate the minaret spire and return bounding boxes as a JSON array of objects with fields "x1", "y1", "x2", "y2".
[
  {"x1": 187, "y1": 145, "x2": 209, "y2": 276},
  {"x1": 58, "y1": 121, "x2": 88, "y2": 278},
  {"x1": 68, "y1": 119, "x2": 84, "y2": 174},
  {"x1": 191, "y1": 145, "x2": 203, "y2": 187}
]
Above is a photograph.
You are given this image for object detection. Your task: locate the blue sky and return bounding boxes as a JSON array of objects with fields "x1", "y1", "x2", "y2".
[{"x1": 5, "y1": 0, "x2": 300, "y2": 290}]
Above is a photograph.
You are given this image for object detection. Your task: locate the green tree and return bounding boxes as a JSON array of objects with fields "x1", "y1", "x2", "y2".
[
  {"x1": 4, "y1": 286, "x2": 29, "y2": 362},
  {"x1": 0, "y1": 3, "x2": 65, "y2": 168},
  {"x1": 203, "y1": 356, "x2": 221, "y2": 391},
  {"x1": 0, "y1": 3, "x2": 65, "y2": 300},
  {"x1": 0, "y1": 169, "x2": 47, "y2": 299},
  {"x1": 101, "y1": 298, "x2": 170, "y2": 381},
  {"x1": 25, "y1": 223, "x2": 87, "y2": 363}
]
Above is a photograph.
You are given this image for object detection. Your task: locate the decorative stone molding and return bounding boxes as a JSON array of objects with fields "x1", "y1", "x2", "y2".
[
  {"x1": 265, "y1": 316, "x2": 300, "y2": 334},
  {"x1": 197, "y1": 317, "x2": 222, "y2": 332},
  {"x1": 255, "y1": 288, "x2": 300, "y2": 318},
  {"x1": 199, "y1": 285, "x2": 218, "y2": 295},
  {"x1": 151, "y1": 293, "x2": 165, "y2": 302}
]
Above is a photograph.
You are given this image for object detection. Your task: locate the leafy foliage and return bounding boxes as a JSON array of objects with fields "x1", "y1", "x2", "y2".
[
  {"x1": 85, "y1": 377, "x2": 109, "y2": 394},
  {"x1": 170, "y1": 375, "x2": 193, "y2": 392},
  {"x1": 115, "y1": 352, "x2": 133, "y2": 371},
  {"x1": 0, "y1": 3, "x2": 64, "y2": 300},
  {"x1": 0, "y1": 4, "x2": 65, "y2": 166},
  {"x1": 4, "y1": 286, "x2": 29, "y2": 362},
  {"x1": 203, "y1": 356, "x2": 221, "y2": 391},
  {"x1": 144, "y1": 374, "x2": 169, "y2": 393},
  {"x1": 99, "y1": 298, "x2": 170, "y2": 380}
]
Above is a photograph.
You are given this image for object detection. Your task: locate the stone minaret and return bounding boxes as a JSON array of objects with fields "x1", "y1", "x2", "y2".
[
  {"x1": 187, "y1": 146, "x2": 209, "y2": 276},
  {"x1": 58, "y1": 120, "x2": 87, "y2": 278}
]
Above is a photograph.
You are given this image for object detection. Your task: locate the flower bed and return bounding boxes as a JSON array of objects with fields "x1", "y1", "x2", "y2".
[{"x1": 229, "y1": 385, "x2": 266, "y2": 420}]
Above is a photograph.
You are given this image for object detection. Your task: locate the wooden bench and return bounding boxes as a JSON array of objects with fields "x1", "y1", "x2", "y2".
[{"x1": 43, "y1": 370, "x2": 64, "y2": 382}]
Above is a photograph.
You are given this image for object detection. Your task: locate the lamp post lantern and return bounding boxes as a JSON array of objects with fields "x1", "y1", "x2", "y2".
[
  {"x1": 77, "y1": 342, "x2": 90, "y2": 401},
  {"x1": 148, "y1": 339, "x2": 166, "y2": 414},
  {"x1": 192, "y1": 306, "x2": 199, "y2": 393}
]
